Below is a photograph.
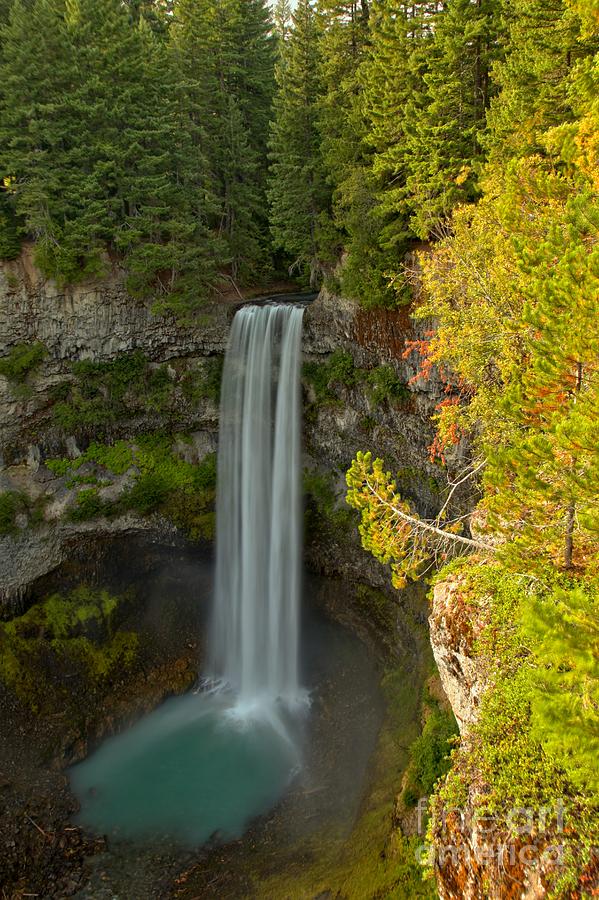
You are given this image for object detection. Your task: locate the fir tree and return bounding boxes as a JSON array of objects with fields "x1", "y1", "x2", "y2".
[
  {"x1": 349, "y1": 0, "x2": 434, "y2": 303},
  {"x1": 173, "y1": 0, "x2": 274, "y2": 284},
  {"x1": 268, "y1": 0, "x2": 330, "y2": 285},
  {"x1": 316, "y1": 0, "x2": 374, "y2": 293},
  {"x1": 406, "y1": 0, "x2": 500, "y2": 237},
  {"x1": 0, "y1": 0, "x2": 100, "y2": 280},
  {"x1": 485, "y1": 0, "x2": 596, "y2": 161},
  {"x1": 274, "y1": 0, "x2": 292, "y2": 42}
]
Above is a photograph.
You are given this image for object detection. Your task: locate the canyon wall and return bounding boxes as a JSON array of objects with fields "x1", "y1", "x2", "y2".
[
  {"x1": 0, "y1": 249, "x2": 467, "y2": 612},
  {"x1": 1, "y1": 249, "x2": 521, "y2": 898}
]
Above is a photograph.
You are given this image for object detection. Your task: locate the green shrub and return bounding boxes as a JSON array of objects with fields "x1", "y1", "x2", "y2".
[
  {"x1": 304, "y1": 467, "x2": 354, "y2": 540},
  {"x1": 123, "y1": 472, "x2": 170, "y2": 515},
  {"x1": 367, "y1": 365, "x2": 409, "y2": 405},
  {"x1": 0, "y1": 342, "x2": 46, "y2": 397},
  {"x1": 0, "y1": 195, "x2": 22, "y2": 260},
  {"x1": 52, "y1": 351, "x2": 161, "y2": 431},
  {"x1": 429, "y1": 562, "x2": 599, "y2": 894},
  {"x1": 84, "y1": 440, "x2": 134, "y2": 475},
  {"x1": 0, "y1": 585, "x2": 138, "y2": 709},
  {"x1": 46, "y1": 435, "x2": 217, "y2": 538},
  {"x1": 409, "y1": 706, "x2": 458, "y2": 798},
  {"x1": 303, "y1": 349, "x2": 360, "y2": 404},
  {"x1": 193, "y1": 452, "x2": 217, "y2": 491},
  {"x1": 0, "y1": 491, "x2": 26, "y2": 534},
  {"x1": 199, "y1": 356, "x2": 224, "y2": 404},
  {"x1": 69, "y1": 488, "x2": 106, "y2": 521}
]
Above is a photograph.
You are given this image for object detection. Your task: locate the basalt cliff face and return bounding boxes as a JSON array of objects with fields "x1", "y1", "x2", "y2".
[
  {"x1": 0, "y1": 249, "x2": 467, "y2": 612},
  {"x1": 0, "y1": 245, "x2": 226, "y2": 462}
]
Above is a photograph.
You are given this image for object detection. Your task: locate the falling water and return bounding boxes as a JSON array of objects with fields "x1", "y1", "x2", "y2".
[{"x1": 209, "y1": 304, "x2": 305, "y2": 710}]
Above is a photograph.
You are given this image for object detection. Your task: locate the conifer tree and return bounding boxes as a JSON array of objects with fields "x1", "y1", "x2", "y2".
[
  {"x1": 268, "y1": 0, "x2": 330, "y2": 285},
  {"x1": 406, "y1": 0, "x2": 499, "y2": 237},
  {"x1": 274, "y1": 0, "x2": 292, "y2": 42},
  {"x1": 485, "y1": 0, "x2": 596, "y2": 161},
  {"x1": 316, "y1": 0, "x2": 374, "y2": 292},
  {"x1": 522, "y1": 583, "x2": 599, "y2": 794},
  {"x1": 347, "y1": 0, "x2": 434, "y2": 303},
  {"x1": 0, "y1": 0, "x2": 97, "y2": 280},
  {"x1": 116, "y1": 19, "x2": 219, "y2": 312},
  {"x1": 173, "y1": 0, "x2": 274, "y2": 284}
]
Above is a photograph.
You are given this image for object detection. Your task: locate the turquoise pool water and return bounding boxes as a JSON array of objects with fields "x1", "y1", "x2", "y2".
[{"x1": 70, "y1": 692, "x2": 301, "y2": 846}]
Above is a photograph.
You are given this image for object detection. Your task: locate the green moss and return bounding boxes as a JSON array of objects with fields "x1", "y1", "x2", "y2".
[
  {"x1": 46, "y1": 457, "x2": 81, "y2": 477},
  {"x1": 367, "y1": 365, "x2": 410, "y2": 405},
  {"x1": 303, "y1": 467, "x2": 355, "y2": 542},
  {"x1": 46, "y1": 435, "x2": 217, "y2": 540},
  {"x1": 303, "y1": 349, "x2": 358, "y2": 404},
  {"x1": 0, "y1": 585, "x2": 137, "y2": 711},
  {"x1": 354, "y1": 583, "x2": 397, "y2": 634},
  {"x1": 0, "y1": 341, "x2": 47, "y2": 398},
  {"x1": 51, "y1": 351, "x2": 223, "y2": 434},
  {"x1": 403, "y1": 698, "x2": 458, "y2": 805},
  {"x1": 69, "y1": 487, "x2": 106, "y2": 521},
  {"x1": 0, "y1": 490, "x2": 27, "y2": 534}
]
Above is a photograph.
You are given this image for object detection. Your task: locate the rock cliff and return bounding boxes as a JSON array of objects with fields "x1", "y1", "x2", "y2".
[{"x1": 0, "y1": 250, "x2": 466, "y2": 610}]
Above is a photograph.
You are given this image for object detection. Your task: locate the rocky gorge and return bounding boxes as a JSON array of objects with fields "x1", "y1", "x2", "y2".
[{"x1": 0, "y1": 247, "x2": 529, "y2": 900}]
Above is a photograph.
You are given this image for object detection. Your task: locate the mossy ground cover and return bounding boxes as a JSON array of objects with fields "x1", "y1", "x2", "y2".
[
  {"x1": 0, "y1": 341, "x2": 47, "y2": 398},
  {"x1": 303, "y1": 467, "x2": 356, "y2": 545},
  {"x1": 46, "y1": 435, "x2": 217, "y2": 540},
  {"x1": 429, "y1": 561, "x2": 599, "y2": 896},
  {"x1": 244, "y1": 660, "x2": 455, "y2": 898},
  {"x1": 0, "y1": 585, "x2": 138, "y2": 713}
]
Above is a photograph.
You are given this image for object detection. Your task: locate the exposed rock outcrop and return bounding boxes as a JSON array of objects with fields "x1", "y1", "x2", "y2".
[
  {"x1": 0, "y1": 245, "x2": 228, "y2": 460},
  {"x1": 428, "y1": 577, "x2": 485, "y2": 732},
  {"x1": 428, "y1": 575, "x2": 568, "y2": 900}
]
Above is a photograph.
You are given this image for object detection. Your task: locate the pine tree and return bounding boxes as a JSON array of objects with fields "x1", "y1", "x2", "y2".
[
  {"x1": 316, "y1": 0, "x2": 374, "y2": 291},
  {"x1": 0, "y1": 0, "x2": 100, "y2": 280},
  {"x1": 345, "y1": 0, "x2": 434, "y2": 303},
  {"x1": 173, "y1": 0, "x2": 274, "y2": 285},
  {"x1": 522, "y1": 583, "x2": 599, "y2": 794},
  {"x1": 268, "y1": 0, "x2": 330, "y2": 285},
  {"x1": 274, "y1": 0, "x2": 292, "y2": 42},
  {"x1": 485, "y1": 167, "x2": 599, "y2": 572},
  {"x1": 0, "y1": 0, "x2": 220, "y2": 305},
  {"x1": 406, "y1": 0, "x2": 500, "y2": 237},
  {"x1": 116, "y1": 19, "x2": 220, "y2": 312},
  {"x1": 485, "y1": 0, "x2": 596, "y2": 162}
]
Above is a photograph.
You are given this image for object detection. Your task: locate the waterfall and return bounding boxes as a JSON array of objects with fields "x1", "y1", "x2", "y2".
[{"x1": 209, "y1": 304, "x2": 305, "y2": 710}]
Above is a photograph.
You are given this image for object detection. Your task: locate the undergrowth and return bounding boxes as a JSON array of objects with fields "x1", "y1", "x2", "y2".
[
  {"x1": 303, "y1": 350, "x2": 409, "y2": 408},
  {"x1": 51, "y1": 351, "x2": 223, "y2": 434},
  {"x1": 0, "y1": 585, "x2": 138, "y2": 712},
  {"x1": 428, "y1": 562, "x2": 599, "y2": 896},
  {"x1": 0, "y1": 341, "x2": 47, "y2": 398},
  {"x1": 46, "y1": 435, "x2": 217, "y2": 540}
]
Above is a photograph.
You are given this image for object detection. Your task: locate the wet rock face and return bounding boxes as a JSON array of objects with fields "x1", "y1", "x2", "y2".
[{"x1": 0, "y1": 515, "x2": 174, "y2": 609}]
